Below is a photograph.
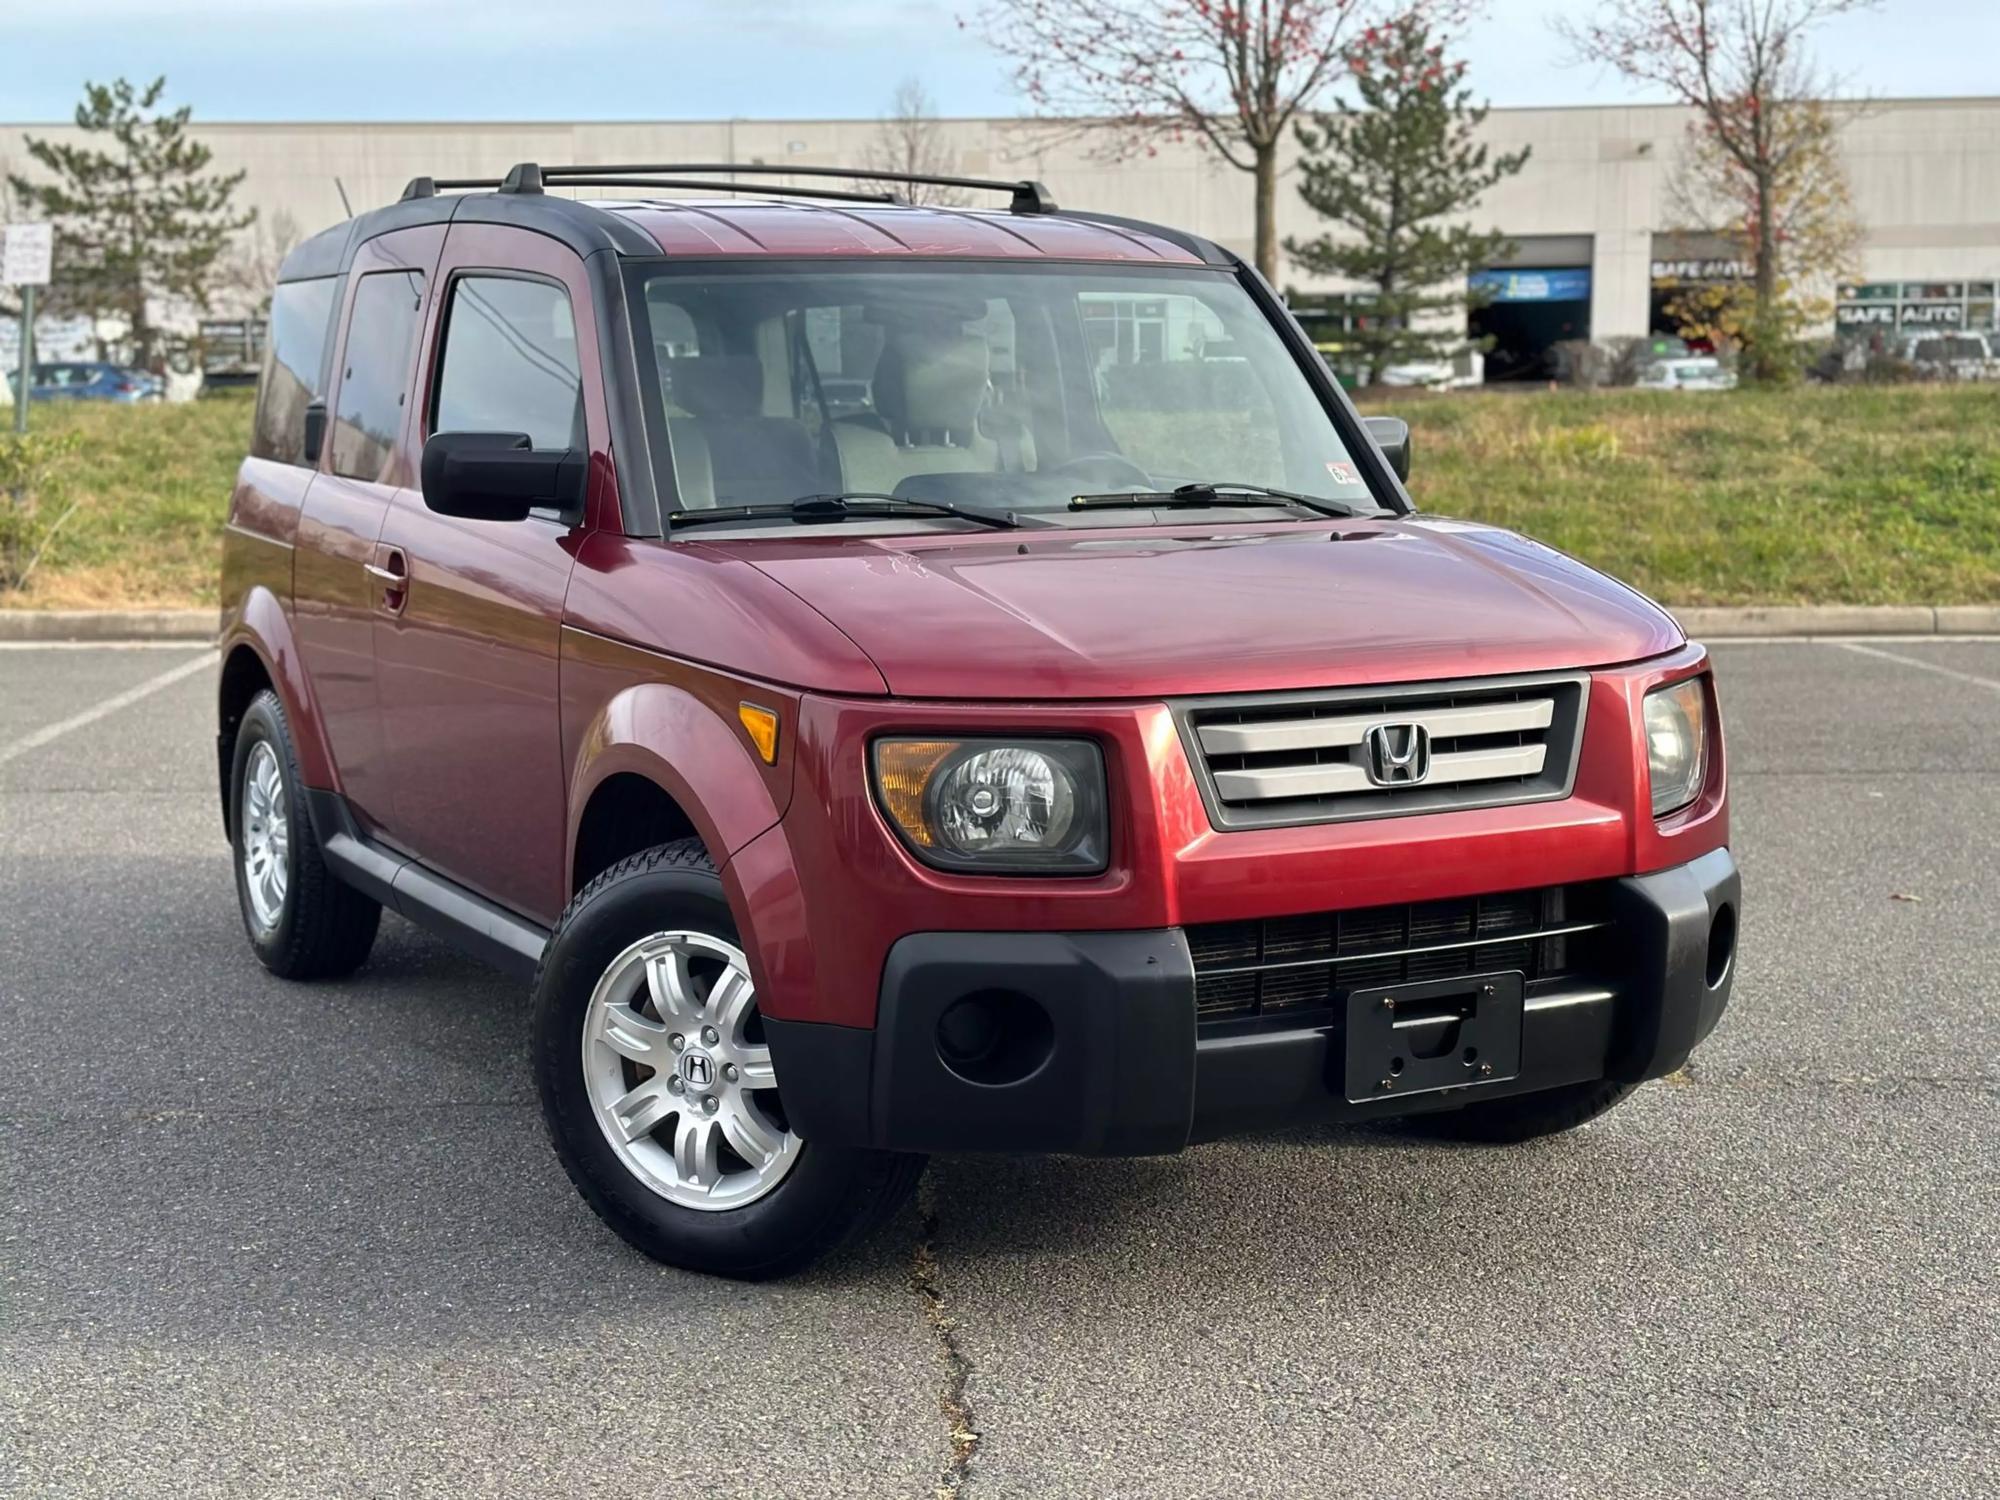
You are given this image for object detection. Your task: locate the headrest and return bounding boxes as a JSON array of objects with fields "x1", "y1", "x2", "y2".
[
  {"x1": 662, "y1": 355, "x2": 763, "y2": 420},
  {"x1": 874, "y1": 331, "x2": 989, "y2": 439}
]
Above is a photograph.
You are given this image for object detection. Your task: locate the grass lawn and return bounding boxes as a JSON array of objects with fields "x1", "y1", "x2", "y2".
[
  {"x1": 1, "y1": 383, "x2": 1995, "y2": 609},
  {"x1": 1358, "y1": 384, "x2": 2000, "y2": 606},
  {"x1": 3, "y1": 391, "x2": 251, "y2": 609}
]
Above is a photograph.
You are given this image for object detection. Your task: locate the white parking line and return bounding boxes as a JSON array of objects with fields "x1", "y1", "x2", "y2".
[
  {"x1": 0, "y1": 640, "x2": 216, "y2": 652},
  {"x1": 1834, "y1": 640, "x2": 2000, "y2": 695},
  {"x1": 0, "y1": 650, "x2": 218, "y2": 768}
]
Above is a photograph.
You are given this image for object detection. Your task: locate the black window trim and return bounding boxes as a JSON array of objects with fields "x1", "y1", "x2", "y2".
[
  {"x1": 425, "y1": 265, "x2": 584, "y2": 448},
  {"x1": 424, "y1": 264, "x2": 589, "y2": 528},
  {"x1": 251, "y1": 272, "x2": 342, "y2": 469},
  {"x1": 327, "y1": 265, "x2": 430, "y2": 485}
]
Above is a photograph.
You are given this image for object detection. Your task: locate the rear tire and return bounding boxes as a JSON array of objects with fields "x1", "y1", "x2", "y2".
[
  {"x1": 533, "y1": 838, "x2": 924, "y2": 1280},
  {"x1": 1398, "y1": 1078, "x2": 1641, "y2": 1144},
  {"x1": 230, "y1": 689, "x2": 380, "y2": 980}
]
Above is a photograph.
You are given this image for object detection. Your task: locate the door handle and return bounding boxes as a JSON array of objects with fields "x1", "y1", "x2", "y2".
[{"x1": 368, "y1": 547, "x2": 409, "y2": 614}]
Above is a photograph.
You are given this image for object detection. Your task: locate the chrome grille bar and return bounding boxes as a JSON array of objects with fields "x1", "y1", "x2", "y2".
[
  {"x1": 1174, "y1": 671, "x2": 1588, "y2": 831},
  {"x1": 1196, "y1": 697, "x2": 1554, "y2": 757},
  {"x1": 1212, "y1": 743, "x2": 1548, "y2": 801}
]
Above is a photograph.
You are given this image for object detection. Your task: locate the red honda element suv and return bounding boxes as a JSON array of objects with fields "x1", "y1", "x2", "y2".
[{"x1": 217, "y1": 163, "x2": 1738, "y2": 1278}]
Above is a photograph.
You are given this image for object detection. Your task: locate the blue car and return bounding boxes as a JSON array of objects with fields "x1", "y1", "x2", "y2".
[{"x1": 8, "y1": 361, "x2": 164, "y2": 403}]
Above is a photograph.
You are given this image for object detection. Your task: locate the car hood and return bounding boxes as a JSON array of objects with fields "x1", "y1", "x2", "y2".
[{"x1": 711, "y1": 517, "x2": 1683, "y2": 700}]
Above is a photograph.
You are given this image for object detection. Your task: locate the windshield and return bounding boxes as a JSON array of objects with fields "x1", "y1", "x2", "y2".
[{"x1": 628, "y1": 262, "x2": 1382, "y2": 528}]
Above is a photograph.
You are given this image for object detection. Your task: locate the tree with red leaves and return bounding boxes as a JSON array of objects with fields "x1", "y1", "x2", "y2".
[
  {"x1": 1559, "y1": 0, "x2": 1871, "y2": 381},
  {"x1": 973, "y1": 0, "x2": 1428, "y2": 282}
]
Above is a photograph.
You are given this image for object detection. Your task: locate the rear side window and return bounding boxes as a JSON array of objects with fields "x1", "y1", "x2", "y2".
[
  {"x1": 431, "y1": 276, "x2": 584, "y2": 450},
  {"x1": 251, "y1": 277, "x2": 338, "y2": 466},
  {"x1": 331, "y1": 270, "x2": 426, "y2": 482}
]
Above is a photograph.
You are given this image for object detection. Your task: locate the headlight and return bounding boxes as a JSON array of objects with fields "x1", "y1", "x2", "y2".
[
  {"x1": 1643, "y1": 677, "x2": 1709, "y2": 818},
  {"x1": 873, "y1": 737, "x2": 1108, "y2": 874}
]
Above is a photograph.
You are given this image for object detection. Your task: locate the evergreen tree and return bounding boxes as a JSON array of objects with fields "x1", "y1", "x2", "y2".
[
  {"x1": 8, "y1": 77, "x2": 254, "y2": 370},
  {"x1": 1285, "y1": 19, "x2": 1528, "y2": 385}
]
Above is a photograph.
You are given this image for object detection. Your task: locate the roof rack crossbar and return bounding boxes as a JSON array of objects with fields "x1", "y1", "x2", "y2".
[
  {"x1": 529, "y1": 176, "x2": 901, "y2": 205},
  {"x1": 400, "y1": 175, "x2": 508, "y2": 201},
  {"x1": 498, "y1": 162, "x2": 1058, "y2": 214}
]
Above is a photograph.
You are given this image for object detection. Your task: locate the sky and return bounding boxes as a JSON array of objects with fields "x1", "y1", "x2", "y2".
[{"x1": 2, "y1": 0, "x2": 1996, "y2": 123}]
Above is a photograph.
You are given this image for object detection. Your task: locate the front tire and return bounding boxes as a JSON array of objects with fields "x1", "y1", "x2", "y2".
[
  {"x1": 230, "y1": 689, "x2": 380, "y2": 980},
  {"x1": 533, "y1": 839, "x2": 924, "y2": 1280}
]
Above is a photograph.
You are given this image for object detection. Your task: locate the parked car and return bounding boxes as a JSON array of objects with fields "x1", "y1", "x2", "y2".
[
  {"x1": 9, "y1": 360, "x2": 163, "y2": 403},
  {"x1": 1378, "y1": 349, "x2": 1485, "y2": 390},
  {"x1": 1635, "y1": 355, "x2": 1737, "y2": 392},
  {"x1": 1897, "y1": 332, "x2": 1997, "y2": 381},
  {"x1": 217, "y1": 163, "x2": 1738, "y2": 1279}
]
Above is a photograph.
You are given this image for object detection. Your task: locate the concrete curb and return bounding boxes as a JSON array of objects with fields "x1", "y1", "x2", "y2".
[
  {"x1": 0, "y1": 610, "x2": 220, "y2": 642},
  {"x1": 1670, "y1": 605, "x2": 2000, "y2": 638},
  {"x1": 0, "y1": 603, "x2": 1994, "y2": 643}
]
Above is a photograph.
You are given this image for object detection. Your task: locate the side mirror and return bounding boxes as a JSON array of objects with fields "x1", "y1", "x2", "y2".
[
  {"x1": 303, "y1": 399, "x2": 327, "y2": 465},
  {"x1": 1363, "y1": 415, "x2": 1411, "y2": 483},
  {"x1": 420, "y1": 431, "x2": 587, "y2": 522}
]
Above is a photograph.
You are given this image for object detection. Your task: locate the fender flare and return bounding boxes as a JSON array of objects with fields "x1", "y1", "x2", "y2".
[
  {"x1": 565, "y1": 681, "x2": 791, "y2": 885},
  {"x1": 220, "y1": 585, "x2": 339, "y2": 793}
]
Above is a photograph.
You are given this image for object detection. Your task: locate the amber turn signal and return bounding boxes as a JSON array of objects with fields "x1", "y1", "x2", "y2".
[
  {"x1": 738, "y1": 703, "x2": 781, "y2": 765},
  {"x1": 872, "y1": 739, "x2": 960, "y2": 847}
]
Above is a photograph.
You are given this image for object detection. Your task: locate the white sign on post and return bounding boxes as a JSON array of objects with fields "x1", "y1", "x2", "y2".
[{"x1": 2, "y1": 223, "x2": 54, "y2": 288}]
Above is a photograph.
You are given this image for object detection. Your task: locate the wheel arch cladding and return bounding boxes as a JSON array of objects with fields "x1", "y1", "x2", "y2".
[
  {"x1": 219, "y1": 587, "x2": 339, "y2": 793},
  {"x1": 565, "y1": 682, "x2": 796, "y2": 900},
  {"x1": 217, "y1": 643, "x2": 275, "y2": 832},
  {"x1": 571, "y1": 771, "x2": 702, "y2": 894}
]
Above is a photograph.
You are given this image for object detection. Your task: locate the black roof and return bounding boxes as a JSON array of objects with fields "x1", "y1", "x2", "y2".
[{"x1": 276, "y1": 161, "x2": 1232, "y2": 283}]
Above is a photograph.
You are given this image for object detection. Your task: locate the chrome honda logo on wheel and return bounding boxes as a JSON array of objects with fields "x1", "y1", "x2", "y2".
[
  {"x1": 680, "y1": 1051, "x2": 714, "y2": 1088},
  {"x1": 1364, "y1": 722, "x2": 1431, "y2": 786}
]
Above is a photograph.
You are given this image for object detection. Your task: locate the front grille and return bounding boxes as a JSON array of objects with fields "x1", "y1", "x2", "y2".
[
  {"x1": 1187, "y1": 883, "x2": 1610, "y2": 1023},
  {"x1": 1178, "y1": 672, "x2": 1587, "y2": 830}
]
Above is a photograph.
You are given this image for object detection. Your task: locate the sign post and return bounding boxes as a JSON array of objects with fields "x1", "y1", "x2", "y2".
[{"x1": 2, "y1": 224, "x2": 56, "y2": 434}]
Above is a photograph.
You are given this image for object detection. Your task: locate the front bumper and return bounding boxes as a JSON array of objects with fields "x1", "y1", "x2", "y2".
[{"x1": 764, "y1": 847, "x2": 1740, "y2": 1155}]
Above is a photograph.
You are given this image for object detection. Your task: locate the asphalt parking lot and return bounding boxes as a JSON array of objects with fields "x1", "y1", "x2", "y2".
[{"x1": 2, "y1": 638, "x2": 1995, "y2": 1499}]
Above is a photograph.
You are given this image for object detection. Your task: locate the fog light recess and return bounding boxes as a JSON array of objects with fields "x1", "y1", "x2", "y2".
[
  {"x1": 1706, "y1": 903, "x2": 1737, "y2": 989},
  {"x1": 935, "y1": 990, "x2": 1055, "y2": 1087}
]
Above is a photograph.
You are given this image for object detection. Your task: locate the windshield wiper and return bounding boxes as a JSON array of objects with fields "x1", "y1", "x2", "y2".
[
  {"x1": 669, "y1": 492, "x2": 1023, "y2": 531},
  {"x1": 1069, "y1": 482, "x2": 1370, "y2": 519}
]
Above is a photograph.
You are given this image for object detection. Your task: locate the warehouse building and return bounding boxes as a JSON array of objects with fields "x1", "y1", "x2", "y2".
[{"x1": 2, "y1": 95, "x2": 1997, "y2": 380}]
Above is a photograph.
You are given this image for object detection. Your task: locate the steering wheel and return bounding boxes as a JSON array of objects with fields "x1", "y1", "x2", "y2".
[{"x1": 1049, "y1": 451, "x2": 1153, "y2": 489}]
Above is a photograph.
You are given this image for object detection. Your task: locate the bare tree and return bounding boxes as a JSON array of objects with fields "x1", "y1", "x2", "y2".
[
  {"x1": 222, "y1": 208, "x2": 303, "y2": 314},
  {"x1": 864, "y1": 79, "x2": 969, "y2": 206},
  {"x1": 973, "y1": 0, "x2": 1424, "y2": 282},
  {"x1": 1559, "y1": 0, "x2": 1872, "y2": 379}
]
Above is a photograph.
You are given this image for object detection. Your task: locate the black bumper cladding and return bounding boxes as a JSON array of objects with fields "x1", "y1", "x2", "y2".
[{"x1": 764, "y1": 847, "x2": 1740, "y2": 1156}]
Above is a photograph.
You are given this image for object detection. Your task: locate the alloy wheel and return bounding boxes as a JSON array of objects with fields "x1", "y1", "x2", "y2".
[
  {"x1": 240, "y1": 739, "x2": 290, "y2": 931},
  {"x1": 580, "y1": 930, "x2": 802, "y2": 1211}
]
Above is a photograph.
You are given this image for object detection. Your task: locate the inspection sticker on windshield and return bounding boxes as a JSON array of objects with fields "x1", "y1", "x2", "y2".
[{"x1": 1325, "y1": 460, "x2": 1363, "y2": 487}]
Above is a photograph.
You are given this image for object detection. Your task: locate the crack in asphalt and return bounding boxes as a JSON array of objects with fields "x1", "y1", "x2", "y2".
[{"x1": 910, "y1": 1178, "x2": 979, "y2": 1499}]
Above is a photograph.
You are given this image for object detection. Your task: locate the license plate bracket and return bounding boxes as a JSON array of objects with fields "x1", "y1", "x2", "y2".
[{"x1": 1341, "y1": 972, "x2": 1524, "y2": 1103}]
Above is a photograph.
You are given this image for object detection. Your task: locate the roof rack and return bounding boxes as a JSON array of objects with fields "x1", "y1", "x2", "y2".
[
  {"x1": 400, "y1": 171, "x2": 899, "y2": 207},
  {"x1": 473, "y1": 162, "x2": 1058, "y2": 214},
  {"x1": 401, "y1": 176, "x2": 499, "y2": 199}
]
